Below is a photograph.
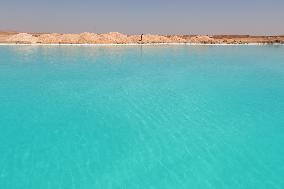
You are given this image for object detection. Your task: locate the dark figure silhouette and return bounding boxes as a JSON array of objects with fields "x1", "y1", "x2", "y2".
[{"x1": 140, "y1": 34, "x2": 144, "y2": 41}]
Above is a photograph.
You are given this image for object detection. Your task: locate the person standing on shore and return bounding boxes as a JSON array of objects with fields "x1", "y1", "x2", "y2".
[{"x1": 140, "y1": 34, "x2": 143, "y2": 42}]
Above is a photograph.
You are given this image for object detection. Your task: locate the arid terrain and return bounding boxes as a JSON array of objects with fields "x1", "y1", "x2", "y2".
[{"x1": 0, "y1": 31, "x2": 283, "y2": 44}]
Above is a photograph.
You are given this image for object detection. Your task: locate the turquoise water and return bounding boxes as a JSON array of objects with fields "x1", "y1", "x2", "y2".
[{"x1": 0, "y1": 45, "x2": 284, "y2": 189}]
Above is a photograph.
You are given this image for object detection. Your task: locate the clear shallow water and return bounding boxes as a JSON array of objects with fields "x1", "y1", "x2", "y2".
[{"x1": 0, "y1": 45, "x2": 284, "y2": 189}]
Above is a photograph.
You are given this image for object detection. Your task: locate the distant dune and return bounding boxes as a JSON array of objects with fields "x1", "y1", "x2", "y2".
[{"x1": 0, "y1": 31, "x2": 283, "y2": 44}]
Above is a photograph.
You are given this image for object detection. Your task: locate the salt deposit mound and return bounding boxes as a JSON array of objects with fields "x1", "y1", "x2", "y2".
[
  {"x1": 60, "y1": 34, "x2": 80, "y2": 44},
  {"x1": 38, "y1": 33, "x2": 81, "y2": 44},
  {"x1": 189, "y1": 35, "x2": 214, "y2": 43},
  {"x1": 6, "y1": 33, "x2": 38, "y2": 44},
  {"x1": 142, "y1": 34, "x2": 172, "y2": 43},
  {"x1": 78, "y1": 32, "x2": 99, "y2": 44},
  {"x1": 38, "y1": 33, "x2": 62, "y2": 44},
  {"x1": 168, "y1": 35, "x2": 186, "y2": 43},
  {"x1": 100, "y1": 32, "x2": 128, "y2": 44},
  {"x1": 91, "y1": 34, "x2": 113, "y2": 44},
  {"x1": 79, "y1": 32, "x2": 113, "y2": 44},
  {"x1": 127, "y1": 35, "x2": 141, "y2": 43}
]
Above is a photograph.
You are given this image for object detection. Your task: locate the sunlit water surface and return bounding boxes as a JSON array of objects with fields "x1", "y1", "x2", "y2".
[{"x1": 0, "y1": 45, "x2": 284, "y2": 189}]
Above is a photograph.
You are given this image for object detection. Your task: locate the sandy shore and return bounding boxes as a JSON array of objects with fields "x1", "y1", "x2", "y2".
[{"x1": 0, "y1": 31, "x2": 283, "y2": 45}]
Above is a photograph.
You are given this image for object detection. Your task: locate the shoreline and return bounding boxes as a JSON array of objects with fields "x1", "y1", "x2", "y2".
[{"x1": 1, "y1": 43, "x2": 284, "y2": 46}]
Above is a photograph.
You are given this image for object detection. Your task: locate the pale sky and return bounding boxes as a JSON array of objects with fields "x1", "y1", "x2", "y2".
[{"x1": 1, "y1": 0, "x2": 284, "y2": 35}]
